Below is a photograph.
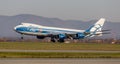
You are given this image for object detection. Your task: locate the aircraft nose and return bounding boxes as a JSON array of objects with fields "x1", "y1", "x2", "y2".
[
  {"x1": 14, "y1": 25, "x2": 21, "y2": 32},
  {"x1": 14, "y1": 26, "x2": 17, "y2": 31}
]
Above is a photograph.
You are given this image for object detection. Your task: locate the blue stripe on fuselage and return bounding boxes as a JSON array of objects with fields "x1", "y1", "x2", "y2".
[
  {"x1": 42, "y1": 28, "x2": 77, "y2": 33},
  {"x1": 16, "y1": 27, "x2": 79, "y2": 35}
]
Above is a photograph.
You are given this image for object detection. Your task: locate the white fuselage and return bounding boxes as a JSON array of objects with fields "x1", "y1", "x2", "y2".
[{"x1": 14, "y1": 23, "x2": 85, "y2": 36}]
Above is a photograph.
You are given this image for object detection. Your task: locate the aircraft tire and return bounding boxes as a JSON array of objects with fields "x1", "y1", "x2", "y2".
[
  {"x1": 51, "y1": 38, "x2": 56, "y2": 42},
  {"x1": 58, "y1": 39, "x2": 65, "y2": 43}
]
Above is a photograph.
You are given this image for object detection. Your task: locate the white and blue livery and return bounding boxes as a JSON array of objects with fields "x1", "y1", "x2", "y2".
[{"x1": 14, "y1": 18, "x2": 108, "y2": 42}]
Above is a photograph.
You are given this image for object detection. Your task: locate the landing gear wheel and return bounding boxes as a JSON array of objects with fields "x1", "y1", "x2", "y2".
[
  {"x1": 58, "y1": 39, "x2": 65, "y2": 43},
  {"x1": 21, "y1": 34, "x2": 24, "y2": 39},
  {"x1": 21, "y1": 37, "x2": 23, "y2": 39},
  {"x1": 51, "y1": 38, "x2": 56, "y2": 42}
]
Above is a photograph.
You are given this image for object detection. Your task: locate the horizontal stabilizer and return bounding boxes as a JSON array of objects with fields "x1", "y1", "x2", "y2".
[
  {"x1": 95, "y1": 32, "x2": 111, "y2": 35},
  {"x1": 101, "y1": 29, "x2": 111, "y2": 32}
]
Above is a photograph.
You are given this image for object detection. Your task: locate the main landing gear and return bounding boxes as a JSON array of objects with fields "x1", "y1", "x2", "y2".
[
  {"x1": 21, "y1": 34, "x2": 24, "y2": 39},
  {"x1": 51, "y1": 38, "x2": 65, "y2": 43},
  {"x1": 50, "y1": 35, "x2": 65, "y2": 43}
]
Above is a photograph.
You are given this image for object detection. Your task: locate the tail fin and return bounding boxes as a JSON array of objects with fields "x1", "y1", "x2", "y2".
[{"x1": 85, "y1": 18, "x2": 105, "y2": 36}]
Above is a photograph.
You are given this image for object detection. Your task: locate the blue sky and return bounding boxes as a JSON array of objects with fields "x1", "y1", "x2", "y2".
[{"x1": 0, "y1": 0, "x2": 120, "y2": 22}]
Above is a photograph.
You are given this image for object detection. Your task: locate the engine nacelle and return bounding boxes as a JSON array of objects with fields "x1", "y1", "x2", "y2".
[
  {"x1": 76, "y1": 33, "x2": 85, "y2": 39},
  {"x1": 36, "y1": 36, "x2": 45, "y2": 39},
  {"x1": 58, "y1": 34, "x2": 66, "y2": 39}
]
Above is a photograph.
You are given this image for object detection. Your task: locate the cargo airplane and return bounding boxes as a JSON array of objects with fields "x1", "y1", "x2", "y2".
[{"x1": 14, "y1": 18, "x2": 109, "y2": 42}]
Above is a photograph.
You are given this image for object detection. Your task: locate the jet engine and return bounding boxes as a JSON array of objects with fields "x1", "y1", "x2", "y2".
[
  {"x1": 58, "y1": 34, "x2": 66, "y2": 39},
  {"x1": 76, "y1": 33, "x2": 85, "y2": 39},
  {"x1": 57, "y1": 34, "x2": 66, "y2": 42}
]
